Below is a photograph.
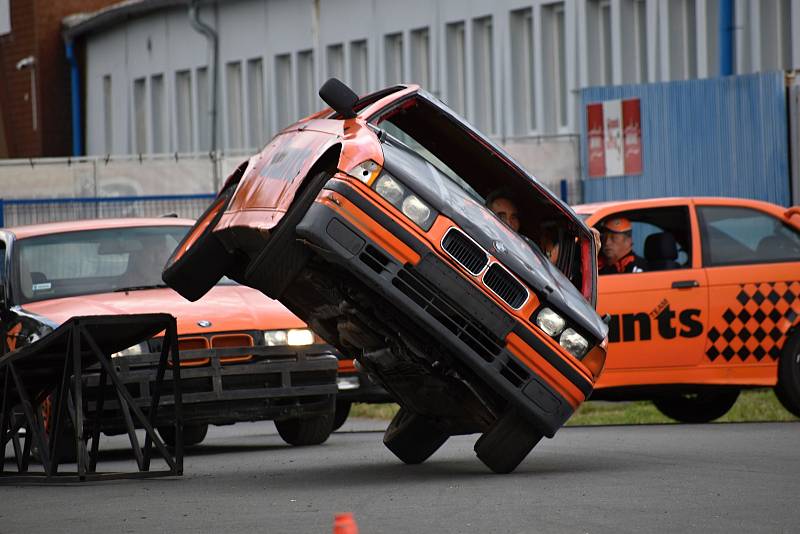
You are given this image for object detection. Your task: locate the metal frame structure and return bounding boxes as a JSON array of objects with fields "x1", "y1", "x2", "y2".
[{"x1": 0, "y1": 313, "x2": 183, "y2": 482}]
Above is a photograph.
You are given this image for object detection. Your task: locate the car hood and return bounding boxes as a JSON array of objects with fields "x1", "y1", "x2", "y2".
[
  {"x1": 21, "y1": 285, "x2": 306, "y2": 335},
  {"x1": 382, "y1": 139, "x2": 606, "y2": 340}
]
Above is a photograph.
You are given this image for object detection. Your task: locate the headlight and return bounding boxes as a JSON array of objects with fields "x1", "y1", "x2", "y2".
[
  {"x1": 559, "y1": 328, "x2": 589, "y2": 359},
  {"x1": 536, "y1": 307, "x2": 565, "y2": 337},
  {"x1": 401, "y1": 195, "x2": 433, "y2": 228},
  {"x1": 372, "y1": 172, "x2": 438, "y2": 230},
  {"x1": 287, "y1": 328, "x2": 315, "y2": 346},
  {"x1": 263, "y1": 330, "x2": 288, "y2": 346},
  {"x1": 112, "y1": 343, "x2": 146, "y2": 359},
  {"x1": 374, "y1": 174, "x2": 405, "y2": 206}
]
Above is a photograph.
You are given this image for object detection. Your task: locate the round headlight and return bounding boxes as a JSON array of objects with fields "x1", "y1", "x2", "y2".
[
  {"x1": 287, "y1": 328, "x2": 315, "y2": 346},
  {"x1": 374, "y1": 175, "x2": 405, "y2": 206},
  {"x1": 536, "y1": 307, "x2": 565, "y2": 337},
  {"x1": 263, "y1": 330, "x2": 288, "y2": 346},
  {"x1": 401, "y1": 195, "x2": 432, "y2": 227},
  {"x1": 559, "y1": 328, "x2": 589, "y2": 359}
]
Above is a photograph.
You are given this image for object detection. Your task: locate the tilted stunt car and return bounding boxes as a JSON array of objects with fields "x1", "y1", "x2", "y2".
[{"x1": 164, "y1": 80, "x2": 608, "y2": 473}]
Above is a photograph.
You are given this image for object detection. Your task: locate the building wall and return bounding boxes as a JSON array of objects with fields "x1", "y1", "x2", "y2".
[
  {"x1": 580, "y1": 72, "x2": 790, "y2": 206},
  {"x1": 0, "y1": 0, "x2": 119, "y2": 158}
]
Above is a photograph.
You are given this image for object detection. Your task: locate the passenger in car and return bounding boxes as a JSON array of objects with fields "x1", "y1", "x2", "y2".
[
  {"x1": 597, "y1": 217, "x2": 646, "y2": 274},
  {"x1": 486, "y1": 190, "x2": 560, "y2": 263}
]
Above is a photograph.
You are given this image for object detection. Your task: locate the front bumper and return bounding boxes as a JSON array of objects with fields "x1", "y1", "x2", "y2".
[
  {"x1": 295, "y1": 186, "x2": 594, "y2": 436},
  {"x1": 83, "y1": 344, "x2": 338, "y2": 431},
  {"x1": 336, "y1": 361, "x2": 392, "y2": 403}
]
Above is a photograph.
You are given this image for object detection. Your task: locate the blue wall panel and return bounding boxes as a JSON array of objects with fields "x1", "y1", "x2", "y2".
[{"x1": 580, "y1": 72, "x2": 790, "y2": 206}]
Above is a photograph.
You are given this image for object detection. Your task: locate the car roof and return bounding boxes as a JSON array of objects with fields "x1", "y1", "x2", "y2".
[
  {"x1": 5, "y1": 217, "x2": 196, "y2": 240},
  {"x1": 573, "y1": 196, "x2": 786, "y2": 217}
]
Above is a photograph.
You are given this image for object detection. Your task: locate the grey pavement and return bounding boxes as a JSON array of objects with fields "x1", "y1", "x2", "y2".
[{"x1": 0, "y1": 419, "x2": 798, "y2": 534}]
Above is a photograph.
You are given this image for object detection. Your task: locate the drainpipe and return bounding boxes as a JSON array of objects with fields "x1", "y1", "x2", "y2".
[
  {"x1": 188, "y1": 0, "x2": 219, "y2": 186},
  {"x1": 65, "y1": 40, "x2": 83, "y2": 156},
  {"x1": 719, "y1": 0, "x2": 734, "y2": 76}
]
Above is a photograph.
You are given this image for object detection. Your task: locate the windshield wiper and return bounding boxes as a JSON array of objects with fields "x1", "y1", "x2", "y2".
[{"x1": 113, "y1": 284, "x2": 169, "y2": 293}]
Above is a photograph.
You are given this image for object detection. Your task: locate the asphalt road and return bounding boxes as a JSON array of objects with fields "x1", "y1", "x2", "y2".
[{"x1": 1, "y1": 418, "x2": 798, "y2": 534}]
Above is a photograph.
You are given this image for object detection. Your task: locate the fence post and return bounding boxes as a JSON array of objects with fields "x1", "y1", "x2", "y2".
[
  {"x1": 0, "y1": 199, "x2": 4, "y2": 228},
  {"x1": 559, "y1": 179, "x2": 568, "y2": 204}
]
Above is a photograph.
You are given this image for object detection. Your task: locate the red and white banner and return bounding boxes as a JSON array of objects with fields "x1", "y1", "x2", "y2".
[{"x1": 586, "y1": 98, "x2": 642, "y2": 177}]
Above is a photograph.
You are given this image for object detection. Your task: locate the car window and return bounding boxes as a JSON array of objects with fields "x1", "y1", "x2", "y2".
[
  {"x1": 698, "y1": 206, "x2": 800, "y2": 267},
  {"x1": 595, "y1": 206, "x2": 692, "y2": 273},
  {"x1": 16, "y1": 226, "x2": 189, "y2": 303}
]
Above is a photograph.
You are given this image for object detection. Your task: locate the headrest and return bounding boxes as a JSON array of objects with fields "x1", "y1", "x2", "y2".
[{"x1": 644, "y1": 232, "x2": 678, "y2": 261}]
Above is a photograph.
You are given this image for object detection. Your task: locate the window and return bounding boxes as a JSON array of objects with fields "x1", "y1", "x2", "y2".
[
  {"x1": 704, "y1": 0, "x2": 719, "y2": 76},
  {"x1": 698, "y1": 206, "x2": 800, "y2": 267},
  {"x1": 327, "y1": 44, "x2": 344, "y2": 80},
  {"x1": 759, "y1": 0, "x2": 792, "y2": 70},
  {"x1": 175, "y1": 70, "x2": 193, "y2": 153},
  {"x1": 410, "y1": 28, "x2": 430, "y2": 90},
  {"x1": 510, "y1": 8, "x2": 535, "y2": 134},
  {"x1": 596, "y1": 207, "x2": 692, "y2": 273},
  {"x1": 445, "y1": 21, "x2": 467, "y2": 116},
  {"x1": 247, "y1": 58, "x2": 265, "y2": 148},
  {"x1": 472, "y1": 16, "x2": 495, "y2": 134},
  {"x1": 196, "y1": 67, "x2": 210, "y2": 151},
  {"x1": 384, "y1": 33, "x2": 404, "y2": 85},
  {"x1": 150, "y1": 74, "x2": 166, "y2": 153},
  {"x1": 350, "y1": 40, "x2": 369, "y2": 95},
  {"x1": 133, "y1": 77, "x2": 147, "y2": 153},
  {"x1": 226, "y1": 62, "x2": 244, "y2": 149},
  {"x1": 668, "y1": 0, "x2": 697, "y2": 80},
  {"x1": 542, "y1": 3, "x2": 567, "y2": 131},
  {"x1": 621, "y1": 0, "x2": 648, "y2": 83},
  {"x1": 103, "y1": 75, "x2": 113, "y2": 154},
  {"x1": 297, "y1": 50, "x2": 315, "y2": 118},
  {"x1": 587, "y1": 0, "x2": 612, "y2": 86},
  {"x1": 275, "y1": 54, "x2": 293, "y2": 129}
]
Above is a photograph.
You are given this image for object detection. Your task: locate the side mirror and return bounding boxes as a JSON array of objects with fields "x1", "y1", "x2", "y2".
[{"x1": 319, "y1": 78, "x2": 358, "y2": 119}]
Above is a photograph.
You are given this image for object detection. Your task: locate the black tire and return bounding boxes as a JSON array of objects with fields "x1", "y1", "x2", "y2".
[
  {"x1": 162, "y1": 185, "x2": 237, "y2": 302},
  {"x1": 332, "y1": 400, "x2": 352, "y2": 432},
  {"x1": 275, "y1": 414, "x2": 334, "y2": 446},
  {"x1": 158, "y1": 423, "x2": 209, "y2": 447},
  {"x1": 474, "y1": 409, "x2": 543, "y2": 474},
  {"x1": 775, "y1": 332, "x2": 800, "y2": 418},
  {"x1": 244, "y1": 170, "x2": 332, "y2": 299},
  {"x1": 382, "y1": 408, "x2": 449, "y2": 465},
  {"x1": 652, "y1": 389, "x2": 740, "y2": 423}
]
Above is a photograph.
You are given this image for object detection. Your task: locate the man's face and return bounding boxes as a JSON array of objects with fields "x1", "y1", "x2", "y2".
[
  {"x1": 601, "y1": 230, "x2": 632, "y2": 264},
  {"x1": 489, "y1": 197, "x2": 520, "y2": 232}
]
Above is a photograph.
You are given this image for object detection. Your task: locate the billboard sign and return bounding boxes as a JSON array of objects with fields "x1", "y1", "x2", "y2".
[{"x1": 586, "y1": 98, "x2": 642, "y2": 177}]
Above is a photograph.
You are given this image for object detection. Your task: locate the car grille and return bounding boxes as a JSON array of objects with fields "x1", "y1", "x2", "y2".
[
  {"x1": 483, "y1": 264, "x2": 528, "y2": 309},
  {"x1": 441, "y1": 228, "x2": 488, "y2": 275}
]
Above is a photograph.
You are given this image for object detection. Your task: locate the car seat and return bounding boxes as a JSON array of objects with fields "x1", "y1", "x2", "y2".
[{"x1": 644, "y1": 232, "x2": 681, "y2": 271}]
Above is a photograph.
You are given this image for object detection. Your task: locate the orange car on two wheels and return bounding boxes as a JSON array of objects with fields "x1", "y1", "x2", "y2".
[{"x1": 575, "y1": 197, "x2": 800, "y2": 422}]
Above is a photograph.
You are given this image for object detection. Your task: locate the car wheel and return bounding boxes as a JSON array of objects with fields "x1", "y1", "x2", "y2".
[
  {"x1": 382, "y1": 408, "x2": 449, "y2": 465},
  {"x1": 474, "y1": 409, "x2": 543, "y2": 474},
  {"x1": 775, "y1": 333, "x2": 800, "y2": 418},
  {"x1": 332, "y1": 400, "x2": 352, "y2": 432},
  {"x1": 244, "y1": 170, "x2": 332, "y2": 299},
  {"x1": 275, "y1": 414, "x2": 334, "y2": 446},
  {"x1": 652, "y1": 389, "x2": 740, "y2": 423},
  {"x1": 158, "y1": 423, "x2": 209, "y2": 447},
  {"x1": 162, "y1": 183, "x2": 237, "y2": 302}
]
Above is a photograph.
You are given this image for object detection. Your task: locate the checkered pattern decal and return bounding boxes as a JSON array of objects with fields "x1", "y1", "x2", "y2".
[{"x1": 706, "y1": 281, "x2": 800, "y2": 362}]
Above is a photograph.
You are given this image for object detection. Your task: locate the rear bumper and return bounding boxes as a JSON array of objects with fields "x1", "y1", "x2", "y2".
[
  {"x1": 83, "y1": 345, "x2": 338, "y2": 431},
  {"x1": 296, "y1": 190, "x2": 593, "y2": 436}
]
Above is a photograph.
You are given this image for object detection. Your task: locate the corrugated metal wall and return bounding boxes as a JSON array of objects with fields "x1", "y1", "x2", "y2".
[{"x1": 580, "y1": 71, "x2": 790, "y2": 206}]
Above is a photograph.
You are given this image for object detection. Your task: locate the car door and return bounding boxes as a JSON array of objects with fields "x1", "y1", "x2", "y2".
[
  {"x1": 697, "y1": 202, "x2": 800, "y2": 385},
  {"x1": 591, "y1": 203, "x2": 710, "y2": 383}
]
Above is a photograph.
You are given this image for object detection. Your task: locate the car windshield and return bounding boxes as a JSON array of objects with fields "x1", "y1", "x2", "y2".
[{"x1": 15, "y1": 226, "x2": 189, "y2": 304}]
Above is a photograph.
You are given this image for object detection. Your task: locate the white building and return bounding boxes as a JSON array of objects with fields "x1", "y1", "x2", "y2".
[{"x1": 63, "y1": 0, "x2": 799, "y2": 192}]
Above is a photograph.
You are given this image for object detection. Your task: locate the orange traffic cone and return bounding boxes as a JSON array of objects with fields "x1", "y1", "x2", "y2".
[{"x1": 333, "y1": 512, "x2": 359, "y2": 534}]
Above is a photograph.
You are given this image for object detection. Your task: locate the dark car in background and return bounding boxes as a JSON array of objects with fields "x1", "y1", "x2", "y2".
[{"x1": 164, "y1": 80, "x2": 608, "y2": 473}]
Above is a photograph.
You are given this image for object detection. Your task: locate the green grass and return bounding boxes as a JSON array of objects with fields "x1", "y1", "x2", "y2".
[{"x1": 349, "y1": 388, "x2": 798, "y2": 425}]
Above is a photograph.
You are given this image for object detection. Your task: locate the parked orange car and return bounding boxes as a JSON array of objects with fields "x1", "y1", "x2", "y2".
[
  {"x1": 164, "y1": 80, "x2": 608, "y2": 473},
  {"x1": 0, "y1": 218, "x2": 338, "y2": 448},
  {"x1": 575, "y1": 197, "x2": 800, "y2": 422}
]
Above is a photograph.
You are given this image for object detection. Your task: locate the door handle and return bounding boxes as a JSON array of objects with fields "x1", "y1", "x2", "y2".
[{"x1": 671, "y1": 280, "x2": 699, "y2": 289}]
